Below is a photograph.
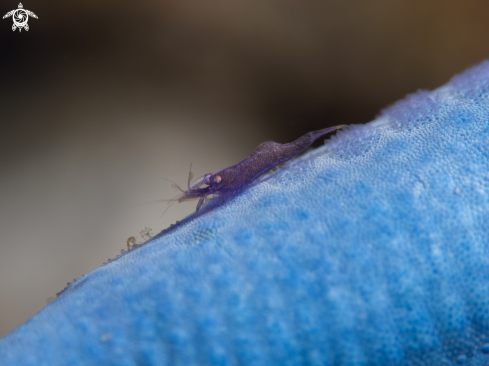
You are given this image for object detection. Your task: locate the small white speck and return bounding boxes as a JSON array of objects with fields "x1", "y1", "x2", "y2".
[{"x1": 455, "y1": 187, "x2": 461, "y2": 194}]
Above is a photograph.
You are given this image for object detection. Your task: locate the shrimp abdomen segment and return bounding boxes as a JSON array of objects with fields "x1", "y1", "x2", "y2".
[{"x1": 216, "y1": 124, "x2": 347, "y2": 190}]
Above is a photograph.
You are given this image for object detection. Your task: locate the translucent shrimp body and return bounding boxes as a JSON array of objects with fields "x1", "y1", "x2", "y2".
[{"x1": 179, "y1": 125, "x2": 347, "y2": 211}]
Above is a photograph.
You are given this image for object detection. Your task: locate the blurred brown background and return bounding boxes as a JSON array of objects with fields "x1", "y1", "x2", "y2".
[{"x1": 1, "y1": 0, "x2": 489, "y2": 338}]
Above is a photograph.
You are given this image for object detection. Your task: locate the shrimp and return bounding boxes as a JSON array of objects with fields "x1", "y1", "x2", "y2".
[{"x1": 168, "y1": 125, "x2": 347, "y2": 212}]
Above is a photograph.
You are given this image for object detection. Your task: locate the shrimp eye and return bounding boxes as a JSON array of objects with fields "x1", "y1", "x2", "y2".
[{"x1": 214, "y1": 175, "x2": 222, "y2": 183}]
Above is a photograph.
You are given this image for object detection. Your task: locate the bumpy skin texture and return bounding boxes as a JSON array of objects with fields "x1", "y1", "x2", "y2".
[{"x1": 3, "y1": 62, "x2": 489, "y2": 365}]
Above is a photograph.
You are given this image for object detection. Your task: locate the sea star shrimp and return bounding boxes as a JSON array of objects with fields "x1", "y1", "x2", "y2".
[{"x1": 167, "y1": 125, "x2": 347, "y2": 212}]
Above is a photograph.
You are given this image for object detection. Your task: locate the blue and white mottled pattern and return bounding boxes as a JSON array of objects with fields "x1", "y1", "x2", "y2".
[{"x1": 3, "y1": 61, "x2": 489, "y2": 365}]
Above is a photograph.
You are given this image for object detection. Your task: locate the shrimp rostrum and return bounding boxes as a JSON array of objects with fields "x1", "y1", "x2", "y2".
[{"x1": 169, "y1": 125, "x2": 347, "y2": 212}]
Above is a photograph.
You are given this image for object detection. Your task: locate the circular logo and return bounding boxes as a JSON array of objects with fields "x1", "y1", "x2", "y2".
[{"x1": 12, "y1": 9, "x2": 28, "y2": 27}]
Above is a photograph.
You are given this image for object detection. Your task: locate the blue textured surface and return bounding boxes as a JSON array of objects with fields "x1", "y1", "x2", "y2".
[{"x1": 3, "y1": 62, "x2": 489, "y2": 365}]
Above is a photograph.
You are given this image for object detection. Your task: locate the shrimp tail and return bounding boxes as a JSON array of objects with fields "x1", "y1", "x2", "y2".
[{"x1": 292, "y1": 124, "x2": 347, "y2": 151}]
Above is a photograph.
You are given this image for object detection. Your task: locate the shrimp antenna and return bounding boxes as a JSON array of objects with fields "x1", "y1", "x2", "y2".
[
  {"x1": 164, "y1": 178, "x2": 184, "y2": 193},
  {"x1": 130, "y1": 192, "x2": 183, "y2": 208},
  {"x1": 160, "y1": 191, "x2": 187, "y2": 217},
  {"x1": 187, "y1": 162, "x2": 194, "y2": 189},
  {"x1": 161, "y1": 198, "x2": 178, "y2": 217}
]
